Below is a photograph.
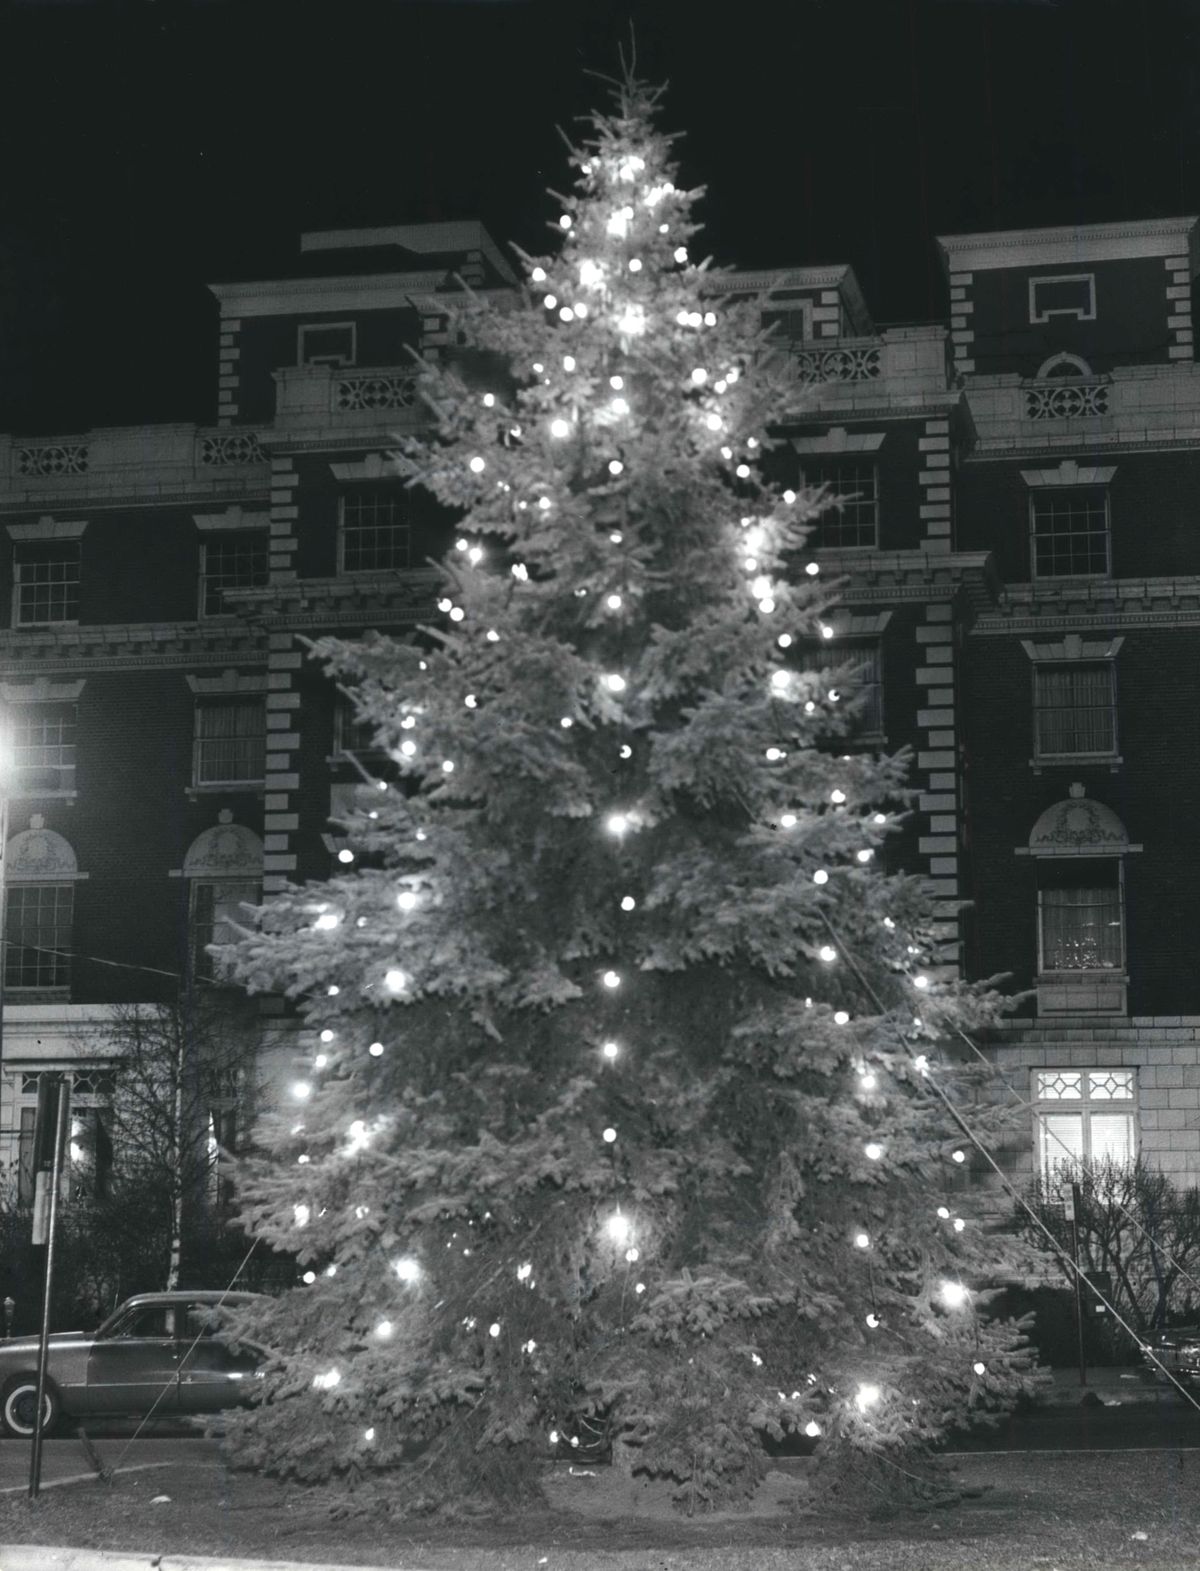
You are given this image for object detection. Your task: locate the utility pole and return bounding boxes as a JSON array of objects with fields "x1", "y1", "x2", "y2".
[
  {"x1": 29, "y1": 1072, "x2": 69, "y2": 1499},
  {"x1": 1063, "y1": 1180, "x2": 1087, "y2": 1388}
]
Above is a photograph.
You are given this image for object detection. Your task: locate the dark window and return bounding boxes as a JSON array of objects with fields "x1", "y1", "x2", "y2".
[
  {"x1": 299, "y1": 322, "x2": 356, "y2": 366},
  {"x1": 6, "y1": 882, "x2": 73, "y2": 989},
  {"x1": 805, "y1": 642, "x2": 884, "y2": 738},
  {"x1": 340, "y1": 490, "x2": 410, "y2": 573},
  {"x1": 806, "y1": 463, "x2": 880, "y2": 549},
  {"x1": 191, "y1": 878, "x2": 261, "y2": 982},
  {"x1": 14, "y1": 541, "x2": 80, "y2": 626},
  {"x1": 17, "y1": 1106, "x2": 35, "y2": 1204},
  {"x1": 335, "y1": 697, "x2": 383, "y2": 757},
  {"x1": 1038, "y1": 859, "x2": 1123, "y2": 973},
  {"x1": 1031, "y1": 487, "x2": 1109, "y2": 578},
  {"x1": 762, "y1": 307, "x2": 812, "y2": 342},
  {"x1": 1033, "y1": 664, "x2": 1117, "y2": 758},
  {"x1": 193, "y1": 700, "x2": 265, "y2": 786},
  {"x1": 11, "y1": 703, "x2": 77, "y2": 792},
  {"x1": 201, "y1": 534, "x2": 268, "y2": 616}
]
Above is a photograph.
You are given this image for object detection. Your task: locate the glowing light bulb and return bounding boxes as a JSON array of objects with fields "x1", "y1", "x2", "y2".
[
  {"x1": 705, "y1": 413, "x2": 722, "y2": 432},
  {"x1": 368, "y1": 1042, "x2": 384, "y2": 1057},
  {"x1": 486, "y1": 629, "x2": 500, "y2": 642},
  {"x1": 937, "y1": 1206, "x2": 951, "y2": 1220},
  {"x1": 313, "y1": 1369, "x2": 341, "y2": 1390},
  {"x1": 602, "y1": 971, "x2": 621, "y2": 989},
  {"x1": 531, "y1": 266, "x2": 547, "y2": 282},
  {"x1": 691, "y1": 367, "x2": 708, "y2": 385},
  {"x1": 384, "y1": 969, "x2": 408, "y2": 994},
  {"x1": 974, "y1": 1361, "x2": 987, "y2": 1376},
  {"x1": 364, "y1": 1427, "x2": 376, "y2": 1442},
  {"x1": 941, "y1": 1281, "x2": 969, "y2": 1309},
  {"x1": 830, "y1": 789, "x2": 846, "y2": 804},
  {"x1": 616, "y1": 305, "x2": 645, "y2": 335},
  {"x1": 628, "y1": 258, "x2": 642, "y2": 273},
  {"x1": 736, "y1": 464, "x2": 751, "y2": 479},
  {"x1": 606, "y1": 812, "x2": 630, "y2": 836},
  {"x1": 400, "y1": 740, "x2": 417, "y2": 757},
  {"x1": 765, "y1": 747, "x2": 784, "y2": 762},
  {"x1": 313, "y1": 1055, "x2": 327, "y2": 1070},
  {"x1": 914, "y1": 974, "x2": 930, "y2": 990},
  {"x1": 376, "y1": 1320, "x2": 394, "y2": 1340},
  {"x1": 813, "y1": 869, "x2": 829, "y2": 885},
  {"x1": 483, "y1": 393, "x2": 496, "y2": 407},
  {"x1": 560, "y1": 717, "x2": 574, "y2": 729},
  {"x1": 952, "y1": 1149, "x2": 966, "y2": 1164},
  {"x1": 674, "y1": 246, "x2": 688, "y2": 263},
  {"x1": 866, "y1": 1312, "x2": 880, "y2": 1328},
  {"x1": 954, "y1": 1217, "x2": 966, "y2": 1232},
  {"x1": 559, "y1": 215, "x2": 572, "y2": 230},
  {"x1": 602, "y1": 1040, "x2": 620, "y2": 1059},
  {"x1": 854, "y1": 1232, "x2": 870, "y2": 1249},
  {"x1": 611, "y1": 397, "x2": 629, "y2": 415},
  {"x1": 620, "y1": 895, "x2": 636, "y2": 912},
  {"x1": 394, "y1": 1256, "x2": 421, "y2": 1283},
  {"x1": 468, "y1": 456, "x2": 485, "y2": 474},
  {"x1": 604, "y1": 673, "x2": 627, "y2": 693},
  {"x1": 609, "y1": 460, "x2": 624, "y2": 476},
  {"x1": 602, "y1": 1127, "x2": 617, "y2": 1144},
  {"x1": 855, "y1": 1383, "x2": 880, "y2": 1413},
  {"x1": 337, "y1": 848, "x2": 354, "y2": 864},
  {"x1": 780, "y1": 813, "x2": 797, "y2": 829},
  {"x1": 865, "y1": 1142, "x2": 883, "y2": 1161},
  {"x1": 770, "y1": 670, "x2": 790, "y2": 690},
  {"x1": 291, "y1": 1081, "x2": 312, "y2": 1101},
  {"x1": 488, "y1": 1321, "x2": 501, "y2": 1337},
  {"x1": 550, "y1": 418, "x2": 570, "y2": 439},
  {"x1": 834, "y1": 1010, "x2": 850, "y2": 1025},
  {"x1": 619, "y1": 744, "x2": 632, "y2": 759},
  {"x1": 606, "y1": 593, "x2": 623, "y2": 609},
  {"x1": 293, "y1": 1204, "x2": 310, "y2": 1228},
  {"x1": 819, "y1": 945, "x2": 837, "y2": 964},
  {"x1": 804, "y1": 1420, "x2": 821, "y2": 1438},
  {"x1": 302, "y1": 1271, "x2": 316, "y2": 1284},
  {"x1": 606, "y1": 1212, "x2": 632, "y2": 1245},
  {"x1": 314, "y1": 913, "x2": 340, "y2": 931}
]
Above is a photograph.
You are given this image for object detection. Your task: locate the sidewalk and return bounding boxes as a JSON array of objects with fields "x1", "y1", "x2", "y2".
[
  {"x1": 0, "y1": 1553, "x2": 406, "y2": 1571},
  {"x1": 1041, "y1": 1363, "x2": 1176, "y2": 1406}
]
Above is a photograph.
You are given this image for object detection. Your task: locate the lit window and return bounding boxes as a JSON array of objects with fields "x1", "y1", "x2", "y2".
[
  {"x1": 1034, "y1": 1068, "x2": 1135, "y2": 1183},
  {"x1": 339, "y1": 490, "x2": 409, "y2": 574},
  {"x1": 11, "y1": 704, "x2": 77, "y2": 793},
  {"x1": 14, "y1": 541, "x2": 80, "y2": 626},
  {"x1": 190, "y1": 878, "x2": 261, "y2": 982},
  {"x1": 1031, "y1": 487, "x2": 1109, "y2": 578},
  {"x1": 5, "y1": 882, "x2": 73, "y2": 990},
  {"x1": 1038, "y1": 858, "x2": 1123, "y2": 974},
  {"x1": 1033, "y1": 664, "x2": 1117, "y2": 758},
  {"x1": 193, "y1": 700, "x2": 266, "y2": 786},
  {"x1": 200, "y1": 534, "x2": 268, "y2": 616},
  {"x1": 806, "y1": 463, "x2": 879, "y2": 550}
]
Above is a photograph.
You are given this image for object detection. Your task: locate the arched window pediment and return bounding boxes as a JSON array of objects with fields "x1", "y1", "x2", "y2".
[
  {"x1": 6, "y1": 818, "x2": 80, "y2": 881},
  {"x1": 1027, "y1": 784, "x2": 1132, "y2": 858},
  {"x1": 183, "y1": 812, "x2": 263, "y2": 879}
]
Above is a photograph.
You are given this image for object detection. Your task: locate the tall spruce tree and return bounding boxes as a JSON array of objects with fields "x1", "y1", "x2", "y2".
[{"x1": 224, "y1": 75, "x2": 1037, "y2": 1511}]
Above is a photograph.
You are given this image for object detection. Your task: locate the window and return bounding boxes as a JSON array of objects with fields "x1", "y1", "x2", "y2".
[
  {"x1": 1033, "y1": 664, "x2": 1117, "y2": 758},
  {"x1": 762, "y1": 304, "x2": 812, "y2": 342},
  {"x1": 14, "y1": 540, "x2": 80, "y2": 626},
  {"x1": 335, "y1": 697, "x2": 383, "y2": 757},
  {"x1": 806, "y1": 463, "x2": 879, "y2": 549},
  {"x1": 1031, "y1": 486, "x2": 1109, "y2": 578},
  {"x1": 339, "y1": 489, "x2": 410, "y2": 574},
  {"x1": 193, "y1": 700, "x2": 265, "y2": 786},
  {"x1": 1038, "y1": 858, "x2": 1123, "y2": 973},
  {"x1": 5, "y1": 882, "x2": 73, "y2": 990},
  {"x1": 200, "y1": 534, "x2": 268, "y2": 617},
  {"x1": 806, "y1": 642, "x2": 884, "y2": 738},
  {"x1": 298, "y1": 322, "x2": 356, "y2": 367},
  {"x1": 11, "y1": 703, "x2": 77, "y2": 793},
  {"x1": 1034, "y1": 1068, "x2": 1135, "y2": 1182},
  {"x1": 68, "y1": 1070, "x2": 115, "y2": 1201},
  {"x1": 1029, "y1": 274, "x2": 1096, "y2": 324},
  {"x1": 190, "y1": 878, "x2": 261, "y2": 982}
]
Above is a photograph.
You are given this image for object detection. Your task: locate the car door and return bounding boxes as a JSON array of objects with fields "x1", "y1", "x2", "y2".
[
  {"x1": 83, "y1": 1304, "x2": 183, "y2": 1415},
  {"x1": 176, "y1": 1304, "x2": 260, "y2": 1413}
]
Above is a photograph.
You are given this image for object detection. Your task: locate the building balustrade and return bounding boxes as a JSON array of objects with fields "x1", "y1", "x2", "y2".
[
  {"x1": 274, "y1": 363, "x2": 426, "y2": 429},
  {"x1": 0, "y1": 425, "x2": 270, "y2": 505},
  {"x1": 966, "y1": 360, "x2": 1200, "y2": 451},
  {"x1": 790, "y1": 338, "x2": 883, "y2": 384}
]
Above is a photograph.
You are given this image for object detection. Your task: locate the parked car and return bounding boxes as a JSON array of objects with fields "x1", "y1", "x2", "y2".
[
  {"x1": 1141, "y1": 1324, "x2": 1200, "y2": 1391},
  {"x1": 0, "y1": 1290, "x2": 266, "y2": 1438}
]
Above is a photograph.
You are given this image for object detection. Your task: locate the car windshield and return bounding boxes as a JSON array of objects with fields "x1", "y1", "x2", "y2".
[{"x1": 105, "y1": 1305, "x2": 178, "y2": 1339}]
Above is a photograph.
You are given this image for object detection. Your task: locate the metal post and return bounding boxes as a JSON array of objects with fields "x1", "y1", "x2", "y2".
[{"x1": 29, "y1": 1076, "x2": 69, "y2": 1499}]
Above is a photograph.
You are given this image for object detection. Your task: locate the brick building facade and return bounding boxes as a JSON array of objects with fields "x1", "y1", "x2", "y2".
[{"x1": 0, "y1": 214, "x2": 1196, "y2": 1212}]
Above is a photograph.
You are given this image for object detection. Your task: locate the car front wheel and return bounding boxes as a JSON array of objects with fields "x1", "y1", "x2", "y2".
[{"x1": 1, "y1": 1376, "x2": 60, "y2": 1438}]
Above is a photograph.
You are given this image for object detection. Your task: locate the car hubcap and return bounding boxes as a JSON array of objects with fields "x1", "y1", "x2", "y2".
[{"x1": 9, "y1": 1390, "x2": 46, "y2": 1432}]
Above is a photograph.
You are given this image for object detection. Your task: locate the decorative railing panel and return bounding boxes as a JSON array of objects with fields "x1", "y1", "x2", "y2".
[
  {"x1": 1024, "y1": 380, "x2": 1110, "y2": 420},
  {"x1": 790, "y1": 343, "x2": 882, "y2": 385},
  {"x1": 334, "y1": 371, "x2": 420, "y2": 412},
  {"x1": 16, "y1": 444, "x2": 88, "y2": 476},
  {"x1": 198, "y1": 432, "x2": 266, "y2": 466}
]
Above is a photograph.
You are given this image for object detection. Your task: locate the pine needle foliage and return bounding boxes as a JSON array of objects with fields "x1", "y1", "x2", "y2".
[{"x1": 222, "y1": 73, "x2": 1039, "y2": 1514}]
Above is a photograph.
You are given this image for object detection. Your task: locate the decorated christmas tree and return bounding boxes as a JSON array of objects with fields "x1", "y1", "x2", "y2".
[{"x1": 223, "y1": 73, "x2": 1038, "y2": 1512}]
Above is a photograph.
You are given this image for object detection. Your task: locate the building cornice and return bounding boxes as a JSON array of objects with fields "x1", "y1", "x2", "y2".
[
  {"x1": 208, "y1": 274, "x2": 514, "y2": 320},
  {"x1": 973, "y1": 574, "x2": 1200, "y2": 634},
  {"x1": 936, "y1": 216, "x2": 1199, "y2": 275}
]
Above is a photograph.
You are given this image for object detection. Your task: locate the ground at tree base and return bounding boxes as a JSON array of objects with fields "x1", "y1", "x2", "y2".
[{"x1": 0, "y1": 1451, "x2": 1196, "y2": 1570}]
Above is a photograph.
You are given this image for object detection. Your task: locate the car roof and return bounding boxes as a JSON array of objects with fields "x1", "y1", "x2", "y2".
[{"x1": 118, "y1": 1291, "x2": 265, "y2": 1309}]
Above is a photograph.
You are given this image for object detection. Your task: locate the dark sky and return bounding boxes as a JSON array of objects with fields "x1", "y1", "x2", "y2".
[{"x1": 2, "y1": 0, "x2": 1198, "y2": 433}]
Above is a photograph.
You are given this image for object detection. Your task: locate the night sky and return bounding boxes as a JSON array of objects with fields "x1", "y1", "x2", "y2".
[{"x1": 1, "y1": 0, "x2": 1198, "y2": 433}]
